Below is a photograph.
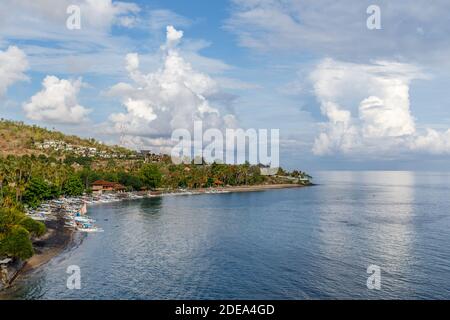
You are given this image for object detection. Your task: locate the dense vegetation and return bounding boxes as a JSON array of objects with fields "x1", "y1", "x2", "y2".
[
  {"x1": 0, "y1": 205, "x2": 46, "y2": 260},
  {"x1": 0, "y1": 120, "x2": 311, "y2": 260}
]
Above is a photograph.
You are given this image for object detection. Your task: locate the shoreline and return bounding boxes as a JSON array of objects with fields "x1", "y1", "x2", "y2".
[
  {"x1": 22, "y1": 216, "x2": 74, "y2": 273},
  {"x1": 2, "y1": 182, "x2": 310, "y2": 292},
  {"x1": 197, "y1": 183, "x2": 309, "y2": 193},
  {"x1": 0, "y1": 214, "x2": 74, "y2": 294},
  {"x1": 153, "y1": 183, "x2": 310, "y2": 196}
]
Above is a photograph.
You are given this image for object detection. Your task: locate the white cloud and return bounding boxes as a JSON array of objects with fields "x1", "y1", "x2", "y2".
[
  {"x1": 0, "y1": 46, "x2": 28, "y2": 97},
  {"x1": 310, "y1": 58, "x2": 450, "y2": 156},
  {"x1": 106, "y1": 25, "x2": 237, "y2": 151},
  {"x1": 0, "y1": 0, "x2": 141, "y2": 76},
  {"x1": 409, "y1": 129, "x2": 450, "y2": 155},
  {"x1": 225, "y1": 0, "x2": 450, "y2": 65},
  {"x1": 23, "y1": 76, "x2": 91, "y2": 124},
  {"x1": 0, "y1": 0, "x2": 139, "y2": 34},
  {"x1": 165, "y1": 25, "x2": 184, "y2": 49}
]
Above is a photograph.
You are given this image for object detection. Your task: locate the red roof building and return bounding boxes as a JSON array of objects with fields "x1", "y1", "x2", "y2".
[{"x1": 91, "y1": 180, "x2": 126, "y2": 194}]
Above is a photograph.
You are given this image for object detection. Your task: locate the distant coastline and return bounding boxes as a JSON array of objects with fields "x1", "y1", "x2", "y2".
[{"x1": 156, "y1": 183, "x2": 310, "y2": 195}]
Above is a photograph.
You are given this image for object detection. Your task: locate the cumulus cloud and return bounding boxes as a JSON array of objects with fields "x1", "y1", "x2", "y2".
[
  {"x1": 106, "y1": 25, "x2": 237, "y2": 151},
  {"x1": 410, "y1": 129, "x2": 450, "y2": 154},
  {"x1": 310, "y1": 58, "x2": 450, "y2": 156},
  {"x1": 165, "y1": 25, "x2": 184, "y2": 49},
  {"x1": 23, "y1": 76, "x2": 91, "y2": 124},
  {"x1": 0, "y1": 46, "x2": 28, "y2": 97}
]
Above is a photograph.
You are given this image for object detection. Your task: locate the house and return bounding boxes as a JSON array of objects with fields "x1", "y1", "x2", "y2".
[
  {"x1": 91, "y1": 180, "x2": 126, "y2": 194},
  {"x1": 139, "y1": 150, "x2": 166, "y2": 163},
  {"x1": 139, "y1": 150, "x2": 152, "y2": 156}
]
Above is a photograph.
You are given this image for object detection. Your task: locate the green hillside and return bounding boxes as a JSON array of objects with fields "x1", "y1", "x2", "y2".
[{"x1": 0, "y1": 119, "x2": 133, "y2": 158}]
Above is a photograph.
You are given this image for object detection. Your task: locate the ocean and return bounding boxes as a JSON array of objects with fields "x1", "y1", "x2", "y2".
[{"x1": 5, "y1": 171, "x2": 450, "y2": 299}]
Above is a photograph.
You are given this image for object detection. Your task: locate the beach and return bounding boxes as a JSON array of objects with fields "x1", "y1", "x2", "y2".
[
  {"x1": 150, "y1": 183, "x2": 310, "y2": 197},
  {"x1": 22, "y1": 215, "x2": 74, "y2": 272},
  {"x1": 203, "y1": 183, "x2": 308, "y2": 193}
]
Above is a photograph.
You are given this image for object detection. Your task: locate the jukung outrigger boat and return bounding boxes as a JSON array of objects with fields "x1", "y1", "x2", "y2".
[
  {"x1": 62, "y1": 201, "x2": 103, "y2": 233},
  {"x1": 77, "y1": 222, "x2": 103, "y2": 233}
]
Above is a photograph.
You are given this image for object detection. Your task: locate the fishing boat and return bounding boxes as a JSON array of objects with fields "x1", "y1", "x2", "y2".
[
  {"x1": 80, "y1": 202, "x2": 87, "y2": 215},
  {"x1": 74, "y1": 216, "x2": 95, "y2": 223},
  {"x1": 29, "y1": 214, "x2": 46, "y2": 221},
  {"x1": 64, "y1": 220, "x2": 77, "y2": 228},
  {"x1": 77, "y1": 222, "x2": 103, "y2": 233},
  {"x1": 78, "y1": 227, "x2": 103, "y2": 232}
]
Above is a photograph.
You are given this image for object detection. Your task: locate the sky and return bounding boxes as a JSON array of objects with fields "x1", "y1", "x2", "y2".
[{"x1": 1, "y1": 0, "x2": 450, "y2": 171}]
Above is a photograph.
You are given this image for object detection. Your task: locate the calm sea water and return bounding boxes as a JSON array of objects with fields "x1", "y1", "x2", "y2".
[{"x1": 4, "y1": 171, "x2": 450, "y2": 299}]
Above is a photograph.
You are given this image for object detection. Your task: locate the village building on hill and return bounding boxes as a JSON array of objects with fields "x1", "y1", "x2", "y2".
[
  {"x1": 34, "y1": 140, "x2": 130, "y2": 159},
  {"x1": 139, "y1": 150, "x2": 167, "y2": 163}
]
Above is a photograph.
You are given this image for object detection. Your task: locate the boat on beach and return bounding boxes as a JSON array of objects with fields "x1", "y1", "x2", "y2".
[
  {"x1": 77, "y1": 222, "x2": 103, "y2": 233},
  {"x1": 25, "y1": 191, "x2": 162, "y2": 234},
  {"x1": 74, "y1": 216, "x2": 95, "y2": 223}
]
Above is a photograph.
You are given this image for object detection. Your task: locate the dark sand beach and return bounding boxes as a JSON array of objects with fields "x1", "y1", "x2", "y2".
[{"x1": 21, "y1": 215, "x2": 73, "y2": 273}]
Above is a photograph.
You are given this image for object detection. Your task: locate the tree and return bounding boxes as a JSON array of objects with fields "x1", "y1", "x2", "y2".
[
  {"x1": 0, "y1": 206, "x2": 45, "y2": 260},
  {"x1": 277, "y1": 167, "x2": 287, "y2": 176},
  {"x1": 0, "y1": 225, "x2": 34, "y2": 260},
  {"x1": 79, "y1": 168, "x2": 100, "y2": 189},
  {"x1": 0, "y1": 160, "x2": 8, "y2": 202},
  {"x1": 140, "y1": 164, "x2": 162, "y2": 189},
  {"x1": 62, "y1": 174, "x2": 84, "y2": 196},
  {"x1": 23, "y1": 177, "x2": 52, "y2": 208},
  {"x1": 118, "y1": 171, "x2": 143, "y2": 191},
  {"x1": 19, "y1": 217, "x2": 46, "y2": 237}
]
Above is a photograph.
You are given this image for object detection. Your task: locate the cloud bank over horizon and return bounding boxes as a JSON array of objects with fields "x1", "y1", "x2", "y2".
[{"x1": 309, "y1": 59, "x2": 450, "y2": 157}]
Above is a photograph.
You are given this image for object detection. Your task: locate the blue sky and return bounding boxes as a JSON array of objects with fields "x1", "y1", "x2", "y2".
[{"x1": 1, "y1": 0, "x2": 450, "y2": 171}]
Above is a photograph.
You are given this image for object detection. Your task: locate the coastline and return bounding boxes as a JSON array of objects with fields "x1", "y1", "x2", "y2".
[
  {"x1": 0, "y1": 213, "x2": 75, "y2": 295},
  {"x1": 2, "y1": 182, "x2": 309, "y2": 292},
  {"x1": 160, "y1": 183, "x2": 309, "y2": 195},
  {"x1": 22, "y1": 215, "x2": 74, "y2": 273},
  {"x1": 202, "y1": 183, "x2": 308, "y2": 192}
]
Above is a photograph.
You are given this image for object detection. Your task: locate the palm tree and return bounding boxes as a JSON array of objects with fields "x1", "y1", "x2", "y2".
[{"x1": 0, "y1": 160, "x2": 8, "y2": 202}]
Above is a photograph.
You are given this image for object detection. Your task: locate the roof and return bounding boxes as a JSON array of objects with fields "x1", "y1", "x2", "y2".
[
  {"x1": 92, "y1": 180, "x2": 126, "y2": 190},
  {"x1": 91, "y1": 180, "x2": 116, "y2": 187}
]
